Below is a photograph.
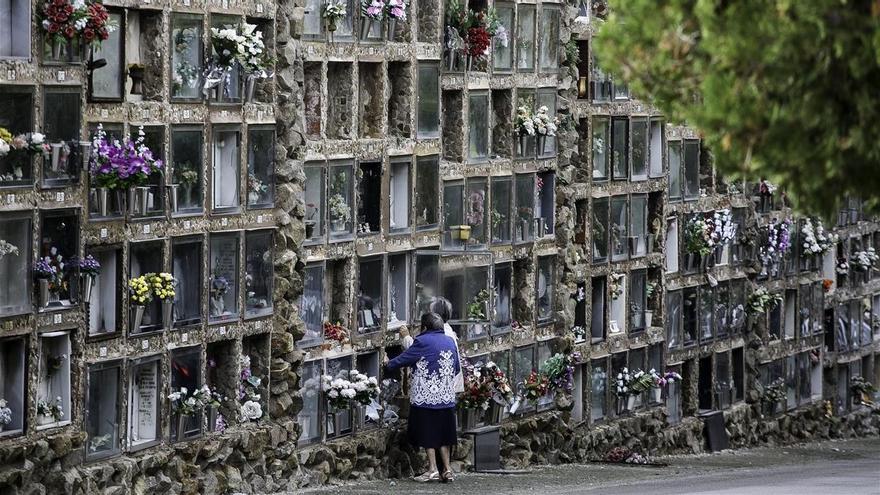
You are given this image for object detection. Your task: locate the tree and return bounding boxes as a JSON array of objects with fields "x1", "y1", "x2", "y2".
[{"x1": 595, "y1": 0, "x2": 880, "y2": 216}]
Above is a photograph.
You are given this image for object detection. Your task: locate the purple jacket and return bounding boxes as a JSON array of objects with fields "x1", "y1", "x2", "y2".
[{"x1": 387, "y1": 327, "x2": 461, "y2": 409}]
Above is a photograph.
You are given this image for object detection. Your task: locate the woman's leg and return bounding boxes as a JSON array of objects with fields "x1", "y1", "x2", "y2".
[
  {"x1": 439, "y1": 446, "x2": 451, "y2": 473},
  {"x1": 425, "y1": 448, "x2": 438, "y2": 473}
]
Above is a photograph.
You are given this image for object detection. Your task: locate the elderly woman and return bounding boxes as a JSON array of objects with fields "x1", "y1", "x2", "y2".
[{"x1": 387, "y1": 312, "x2": 460, "y2": 483}]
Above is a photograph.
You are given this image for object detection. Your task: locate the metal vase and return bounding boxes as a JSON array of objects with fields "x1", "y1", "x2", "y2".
[
  {"x1": 360, "y1": 18, "x2": 373, "y2": 40},
  {"x1": 536, "y1": 134, "x2": 547, "y2": 156},
  {"x1": 51, "y1": 38, "x2": 64, "y2": 59},
  {"x1": 386, "y1": 18, "x2": 396, "y2": 40},
  {"x1": 626, "y1": 395, "x2": 636, "y2": 411},
  {"x1": 78, "y1": 141, "x2": 91, "y2": 170},
  {"x1": 95, "y1": 187, "x2": 109, "y2": 217},
  {"x1": 82, "y1": 273, "x2": 95, "y2": 304},
  {"x1": 50, "y1": 143, "x2": 63, "y2": 172},
  {"x1": 651, "y1": 387, "x2": 662, "y2": 404},
  {"x1": 131, "y1": 304, "x2": 145, "y2": 332},
  {"x1": 162, "y1": 300, "x2": 173, "y2": 330},
  {"x1": 487, "y1": 402, "x2": 504, "y2": 425},
  {"x1": 534, "y1": 217, "x2": 546, "y2": 238},
  {"x1": 39, "y1": 279, "x2": 50, "y2": 308},
  {"x1": 461, "y1": 408, "x2": 477, "y2": 430},
  {"x1": 176, "y1": 414, "x2": 188, "y2": 442},
  {"x1": 354, "y1": 404, "x2": 367, "y2": 430},
  {"x1": 127, "y1": 187, "x2": 137, "y2": 217},
  {"x1": 168, "y1": 184, "x2": 179, "y2": 213},
  {"x1": 116, "y1": 189, "x2": 127, "y2": 216},
  {"x1": 136, "y1": 186, "x2": 150, "y2": 215},
  {"x1": 208, "y1": 406, "x2": 218, "y2": 432},
  {"x1": 446, "y1": 50, "x2": 456, "y2": 71},
  {"x1": 243, "y1": 77, "x2": 256, "y2": 103},
  {"x1": 518, "y1": 134, "x2": 527, "y2": 156}
]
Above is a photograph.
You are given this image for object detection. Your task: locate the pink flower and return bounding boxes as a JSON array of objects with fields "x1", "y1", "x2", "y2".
[{"x1": 11, "y1": 136, "x2": 26, "y2": 150}]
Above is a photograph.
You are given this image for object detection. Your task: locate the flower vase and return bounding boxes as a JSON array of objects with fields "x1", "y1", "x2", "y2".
[
  {"x1": 386, "y1": 18, "x2": 396, "y2": 41},
  {"x1": 518, "y1": 134, "x2": 527, "y2": 156},
  {"x1": 38, "y1": 279, "x2": 50, "y2": 308},
  {"x1": 644, "y1": 310, "x2": 653, "y2": 328},
  {"x1": 116, "y1": 189, "x2": 127, "y2": 216},
  {"x1": 136, "y1": 186, "x2": 150, "y2": 216},
  {"x1": 129, "y1": 66, "x2": 145, "y2": 95},
  {"x1": 327, "y1": 18, "x2": 337, "y2": 42},
  {"x1": 305, "y1": 220, "x2": 316, "y2": 239},
  {"x1": 461, "y1": 408, "x2": 477, "y2": 431},
  {"x1": 686, "y1": 253, "x2": 696, "y2": 271},
  {"x1": 168, "y1": 184, "x2": 179, "y2": 213},
  {"x1": 176, "y1": 414, "x2": 188, "y2": 442},
  {"x1": 208, "y1": 406, "x2": 218, "y2": 432},
  {"x1": 487, "y1": 402, "x2": 504, "y2": 425},
  {"x1": 243, "y1": 76, "x2": 256, "y2": 103},
  {"x1": 127, "y1": 187, "x2": 137, "y2": 217},
  {"x1": 520, "y1": 219, "x2": 530, "y2": 241},
  {"x1": 82, "y1": 273, "x2": 95, "y2": 304},
  {"x1": 700, "y1": 254, "x2": 709, "y2": 271},
  {"x1": 446, "y1": 50, "x2": 457, "y2": 71},
  {"x1": 95, "y1": 187, "x2": 110, "y2": 217},
  {"x1": 182, "y1": 184, "x2": 193, "y2": 208},
  {"x1": 51, "y1": 39, "x2": 64, "y2": 60},
  {"x1": 651, "y1": 387, "x2": 662, "y2": 404},
  {"x1": 626, "y1": 395, "x2": 636, "y2": 411},
  {"x1": 331, "y1": 219, "x2": 345, "y2": 232},
  {"x1": 162, "y1": 300, "x2": 173, "y2": 330},
  {"x1": 508, "y1": 396, "x2": 522, "y2": 416},
  {"x1": 210, "y1": 294, "x2": 225, "y2": 317},
  {"x1": 466, "y1": 54, "x2": 474, "y2": 71},
  {"x1": 360, "y1": 18, "x2": 373, "y2": 40},
  {"x1": 131, "y1": 304, "x2": 145, "y2": 332},
  {"x1": 534, "y1": 217, "x2": 546, "y2": 238},
  {"x1": 50, "y1": 143, "x2": 63, "y2": 172},
  {"x1": 536, "y1": 134, "x2": 547, "y2": 156},
  {"x1": 354, "y1": 404, "x2": 367, "y2": 430}
]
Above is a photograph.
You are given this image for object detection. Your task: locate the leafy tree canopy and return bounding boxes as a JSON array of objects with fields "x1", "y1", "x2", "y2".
[{"x1": 595, "y1": 0, "x2": 880, "y2": 217}]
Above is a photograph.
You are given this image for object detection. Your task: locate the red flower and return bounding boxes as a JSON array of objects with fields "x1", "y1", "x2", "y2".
[
  {"x1": 466, "y1": 26, "x2": 491, "y2": 58},
  {"x1": 83, "y1": 28, "x2": 95, "y2": 42},
  {"x1": 63, "y1": 26, "x2": 75, "y2": 39},
  {"x1": 48, "y1": 22, "x2": 60, "y2": 33}
]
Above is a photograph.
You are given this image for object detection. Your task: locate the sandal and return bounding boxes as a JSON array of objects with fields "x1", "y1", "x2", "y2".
[
  {"x1": 441, "y1": 470, "x2": 455, "y2": 483},
  {"x1": 413, "y1": 471, "x2": 439, "y2": 483}
]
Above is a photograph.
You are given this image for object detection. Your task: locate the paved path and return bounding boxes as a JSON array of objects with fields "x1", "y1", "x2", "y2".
[{"x1": 300, "y1": 437, "x2": 880, "y2": 495}]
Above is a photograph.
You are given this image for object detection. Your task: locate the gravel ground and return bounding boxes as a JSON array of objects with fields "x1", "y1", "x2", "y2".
[{"x1": 298, "y1": 437, "x2": 880, "y2": 495}]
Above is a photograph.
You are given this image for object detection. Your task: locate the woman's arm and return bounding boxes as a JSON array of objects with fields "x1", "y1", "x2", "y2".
[{"x1": 387, "y1": 337, "x2": 428, "y2": 371}]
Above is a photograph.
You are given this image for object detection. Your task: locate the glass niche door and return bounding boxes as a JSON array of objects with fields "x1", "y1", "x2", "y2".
[{"x1": 412, "y1": 251, "x2": 494, "y2": 342}]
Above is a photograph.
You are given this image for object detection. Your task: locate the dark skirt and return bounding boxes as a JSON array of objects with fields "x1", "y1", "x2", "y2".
[{"x1": 407, "y1": 405, "x2": 457, "y2": 449}]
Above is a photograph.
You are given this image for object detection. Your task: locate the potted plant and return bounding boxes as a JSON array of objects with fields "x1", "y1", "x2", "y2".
[
  {"x1": 0, "y1": 399, "x2": 11, "y2": 432},
  {"x1": 350, "y1": 369, "x2": 380, "y2": 429},
  {"x1": 329, "y1": 193, "x2": 351, "y2": 233},
  {"x1": 128, "y1": 275, "x2": 152, "y2": 331},
  {"x1": 36, "y1": 397, "x2": 64, "y2": 424},
  {"x1": 322, "y1": 373, "x2": 356, "y2": 435},
  {"x1": 175, "y1": 162, "x2": 199, "y2": 210},
  {"x1": 77, "y1": 255, "x2": 101, "y2": 304},
  {"x1": 540, "y1": 352, "x2": 580, "y2": 411},
  {"x1": 34, "y1": 258, "x2": 59, "y2": 308},
  {"x1": 615, "y1": 368, "x2": 635, "y2": 412},
  {"x1": 482, "y1": 361, "x2": 514, "y2": 424},
  {"x1": 459, "y1": 361, "x2": 493, "y2": 430},
  {"x1": 360, "y1": 0, "x2": 385, "y2": 39},
  {"x1": 514, "y1": 105, "x2": 535, "y2": 155},
  {"x1": 168, "y1": 385, "x2": 222, "y2": 441},
  {"x1": 521, "y1": 370, "x2": 550, "y2": 409},
  {"x1": 533, "y1": 105, "x2": 558, "y2": 156},
  {"x1": 89, "y1": 124, "x2": 163, "y2": 217},
  {"x1": 322, "y1": 1, "x2": 347, "y2": 41},
  {"x1": 234, "y1": 23, "x2": 274, "y2": 102},
  {"x1": 38, "y1": 0, "x2": 113, "y2": 62}
]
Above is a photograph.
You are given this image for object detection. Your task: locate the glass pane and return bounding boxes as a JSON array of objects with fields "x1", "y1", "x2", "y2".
[
  {"x1": 592, "y1": 118, "x2": 609, "y2": 180},
  {"x1": 536, "y1": 256, "x2": 555, "y2": 321},
  {"x1": 629, "y1": 270, "x2": 646, "y2": 331},
  {"x1": 590, "y1": 359, "x2": 606, "y2": 421},
  {"x1": 493, "y1": 263, "x2": 512, "y2": 331},
  {"x1": 43, "y1": 88, "x2": 82, "y2": 185},
  {"x1": 130, "y1": 241, "x2": 162, "y2": 331},
  {"x1": 611, "y1": 118, "x2": 627, "y2": 179},
  {"x1": 0, "y1": 338, "x2": 26, "y2": 434},
  {"x1": 415, "y1": 156, "x2": 439, "y2": 228},
  {"x1": 649, "y1": 120, "x2": 664, "y2": 177},
  {"x1": 699, "y1": 287, "x2": 714, "y2": 342},
  {"x1": 668, "y1": 141, "x2": 682, "y2": 199},
  {"x1": 684, "y1": 140, "x2": 700, "y2": 199},
  {"x1": 358, "y1": 257, "x2": 383, "y2": 334},
  {"x1": 492, "y1": 6, "x2": 514, "y2": 71},
  {"x1": 304, "y1": 165, "x2": 324, "y2": 242},
  {"x1": 39, "y1": 211, "x2": 78, "y2": 308},
  {"x1": 666, "y1": 290, "x2": 681, "y2": 349},
  {"x1": 298, "y1": 361, "x2": 322, "y2": 443},
  {"x1": 212, "y1": 129, "x2": 241, "y2": 210},
  {"x1": 388, "y1": 253, "x2": 409, "y2": 327},
  {"x1": 128, "y1": 360, "x2": 159, "y2": 447},
  {"x1": 442, "y1": 180, "x2": 464, "y2": 249},
  {"x1": 37, "y1": 333, "x2": 71, "y2": 427},
  {"x1": 610, "y1": 196, "x2": 627, "y2": 260},
  {"x1": 515, "y1": 174, "x2": 535, "y2": 242},
  {"x1": 172, "y1": 238, "x2": 202, "y2": 326},
  {"x1": 171, "y1": 15, "x2": 203, "y2": 99},
  {"x1": 630, "y1": 195, "x2": 647, "y2": 257},
  {"x1": 631, "y1": 118, "x2": 648, "y2": 179},
  {"x1": 170, "y1": 348, "x2": 201, "y2": 439},
  {"x1": 592, "y1": 198, "x2": 609, "y2": 261},
  {"x1": 247, "y1": 128, "x2": 274, "y2": 207},
  {"x1": 539, "y1": 7, "x2": 559, "y2": 71},
  {"x1": 468, "y1": 93, "x2": 489, "y2": 161},
  {"x1": 466, "y1": 178, "x2": 488, "y2": 247},
  {"x1": 516, "y1": 6, "x2": 535, "y2": 71},
  {"x1": 389, "y1": 161, "x2": 410, "y2": 232},
  {"x1": 491, "y1": 177, "x2": 512, "y2": 244},
  {"x1": 172, "y1": 128, "x2": 204, "y2": 213},
  {"x1": 245, "y1": 231, "x2": 273, "y2": 317},
  {"x1": 300, "y1": 264, "x2": 325, "y2": 347},
  {"x1": 87, "y1": 249, "x2": 118, "y2": 336},
  {"x1": 417, "y1": 63, "x2": 440, "y2": 138},
  {"x1": 0, "y1": 216, "x2": 31, "y2": 314},
  {"x1": 90, "y1": 12, "x2": 124, "y2": 99},
  {"x1": 0, "y1": 0, "x2": 30, "y2": 58},
  {"x1": 0, "y1": 86, "x2": 34, "y2": 186},
  {"x1": 328, "y1": 163, "x2": 354, "y2": 239},
  {"x1": 683, "y1": 287, "x2": 697, "y2": 345},
  {"x1": 536, "y1": 90, "x2": 557, "y2": 157},
  {"x1": 209, "y1": 233, "x2": 240, "y2": 321},
  {"x1": 86, "y1": 364, "x2": 120, "y2": 458}
]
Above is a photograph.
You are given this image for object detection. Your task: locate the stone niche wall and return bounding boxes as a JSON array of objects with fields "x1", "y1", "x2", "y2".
[
  {"x1": 327, "y1": 62, "x2": 354, "y2": 139},
  {"x1": 140, "y1": 11, "x2": 165, "y2": 101},
  {"x1": 491, "y1": 89, "x2": 513, "y2": 158},
  {"x1": 304, "y1": 62, "x2": 322, "y2": 139},
  {"x1": 416, "y1": 0, "x2": 440, "y2": 43},
  {"x1": 387, "y1": 62, "x2": 412, "y2": 138},
  {"x1": 359, "y1": 62, "x2": 385, "y2": 138},
  {"x1": 442, "y1": 90, "x2": 464, "y2": 162}
]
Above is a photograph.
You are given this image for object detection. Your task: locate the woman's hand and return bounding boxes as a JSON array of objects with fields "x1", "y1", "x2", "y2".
[
  {"x1": 399, "y1": 325, "x2": 409, "y2": 338},
  {"x1": 383, "y1": 353, "x2": 390, "y2": 366}
]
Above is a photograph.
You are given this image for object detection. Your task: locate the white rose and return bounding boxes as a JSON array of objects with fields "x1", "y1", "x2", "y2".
[
  {"x1": 31, "y1": 133, "x2": 45, "y2": 144},
  {"x1": 241, "y1": 400, "x2": 263, "y2": 420}
]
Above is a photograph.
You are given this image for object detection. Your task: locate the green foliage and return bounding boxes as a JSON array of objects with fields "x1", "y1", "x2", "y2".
[
  {"x1": 595, "y1": 0, "x2": 880, "y2": 217},
  {"x1": 564, "y1": 38, "x2": 580, "y2": 78}
]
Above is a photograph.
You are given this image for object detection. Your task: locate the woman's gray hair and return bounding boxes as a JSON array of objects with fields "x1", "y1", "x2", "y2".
[
  {"x1": 429, "y1": 297, "x2": 452, "y2": 323},
  {"x1": 420, "y1": 312, "x2": 445, "y2": 332}
]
